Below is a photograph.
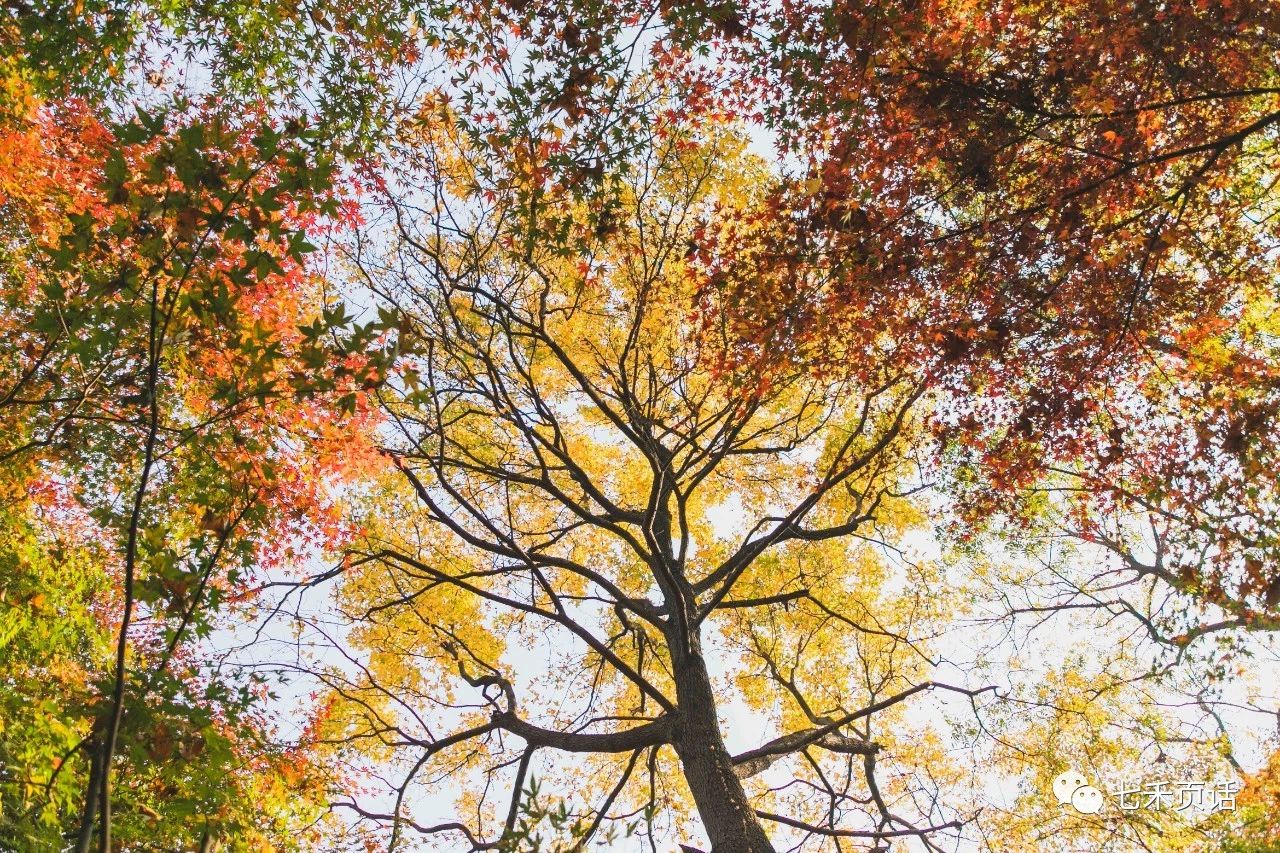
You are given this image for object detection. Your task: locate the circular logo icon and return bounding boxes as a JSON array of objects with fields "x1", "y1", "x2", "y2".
[
  {"x1": 1070, "y1": 785, "x2": 1104, "y2": 814},
  {"x1": 1052, "y1": 769, "x2": 1089, "y2": 805}
]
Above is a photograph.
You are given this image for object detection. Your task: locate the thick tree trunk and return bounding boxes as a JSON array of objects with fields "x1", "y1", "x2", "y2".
[{"x1": 671, "y1": 644, "x2": 775, "y2": 853}]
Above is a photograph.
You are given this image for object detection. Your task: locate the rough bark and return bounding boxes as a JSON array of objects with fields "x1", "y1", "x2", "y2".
[{"x1": 671, "y1": 641, "x2": 776, "y2": 853}]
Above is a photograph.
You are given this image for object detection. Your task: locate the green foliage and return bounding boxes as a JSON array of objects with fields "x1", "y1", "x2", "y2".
[
  {"x1": 0, "y1": 500, "x2": 110, "y2": 850},
  {"x1": 2, "y1": 0, "x2": 420, "y2": 149}
]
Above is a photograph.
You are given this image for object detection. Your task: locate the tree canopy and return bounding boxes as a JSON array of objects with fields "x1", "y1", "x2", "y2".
[{"x1": 2, "y1": 2, "x2": 1280, "y2": 852}]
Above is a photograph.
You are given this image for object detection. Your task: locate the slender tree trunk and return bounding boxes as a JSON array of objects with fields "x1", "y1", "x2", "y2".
[
  {"x1": 671, "y1": 641, "x2": 775, "y2": 853},
  {"x1": 78, "y1": 281, "x2": 163, "y2": 853},
  {"x1": 72, "y1": 733, "x2": 103, "y2": 853}
]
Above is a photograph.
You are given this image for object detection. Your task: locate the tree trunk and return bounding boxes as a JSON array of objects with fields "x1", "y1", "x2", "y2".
[{"x1": 671, "y1": 643, "x2": 775, "y2": 853}]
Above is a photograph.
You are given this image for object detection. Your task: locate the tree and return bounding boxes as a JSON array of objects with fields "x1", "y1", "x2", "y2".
[
  {"x1": 309, "y1": 104, "x2": 1004, "y2": 851},
  {"x1": 0, "y1": 96, "x2": 387, "y2": 850},
  {"x1": 5, "y1": 2, "x2": 1280, "y2": 851}
]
